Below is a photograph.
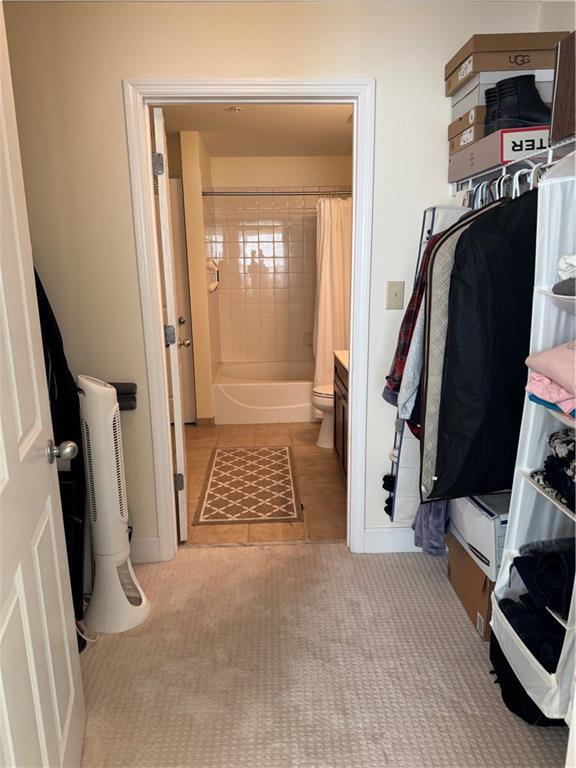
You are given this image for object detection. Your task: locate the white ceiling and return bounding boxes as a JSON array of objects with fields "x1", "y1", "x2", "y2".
[{"x1": 161, "y1": 104, "x2": 353, "y2": 156}]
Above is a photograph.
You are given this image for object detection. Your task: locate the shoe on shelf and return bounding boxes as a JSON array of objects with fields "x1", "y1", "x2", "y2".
[{"x1": 493, "y1": 74, "x2": 551, "y2": 132}]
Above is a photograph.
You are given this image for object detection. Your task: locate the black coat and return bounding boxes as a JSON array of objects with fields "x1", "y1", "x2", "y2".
[
  {"x1": 35, "y1": 272, "x2": 86, "y2": 627},
  {"x1": 428, "y1": 190, "x2": 538, "y2": 500}
]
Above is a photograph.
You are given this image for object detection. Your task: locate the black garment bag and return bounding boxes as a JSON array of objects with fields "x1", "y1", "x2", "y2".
[{"x1": 429, "y1": 190, "x2": 538, "y2": 500}]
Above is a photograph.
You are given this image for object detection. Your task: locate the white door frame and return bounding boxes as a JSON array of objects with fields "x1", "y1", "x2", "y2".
[{"x1": 123, "y1": 78, "x2": 376, "y2": 560}]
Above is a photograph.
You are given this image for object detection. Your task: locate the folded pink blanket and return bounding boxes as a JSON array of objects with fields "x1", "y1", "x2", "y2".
[
  {"x1": 526, "y1": 372, "x2": 576, "y2": 415},
  {"x1": 526, "y1": 341, "x2": 576, "y2": 395}
]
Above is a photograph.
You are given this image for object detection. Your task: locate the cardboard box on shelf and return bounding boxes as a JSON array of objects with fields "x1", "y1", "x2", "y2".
[
  {"x1": 450, "y1": 70, "x2": 554, "y2": 122},
  {"x1": 449, "y1": 124, "x2": 485, "y2": 155},
  {"x1": 448, "y1": 102, "x2": 550, "y2": 143},
  {"x1": 448, "y1": 106, "x2": 487, "y2": 141},
  {"x1": 448, "y1": 126, "x2": 550, "y2": 183},
  {"x1": 445, "y1": 49, "x2": 557, "y2": 97},
  {"x1": 446, "y1": 533, "x2": 494, "y2": 641},
  {"x1": 445, "y1": 31, "x2": 568, "y2": 81}
]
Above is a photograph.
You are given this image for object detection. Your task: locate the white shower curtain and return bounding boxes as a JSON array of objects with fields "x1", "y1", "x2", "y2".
[{"x1": 313, "y1": 196, "x2": 352, "y2": 389}]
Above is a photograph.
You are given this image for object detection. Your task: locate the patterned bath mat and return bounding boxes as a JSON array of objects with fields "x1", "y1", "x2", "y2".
[{"x1": 194, "y1": 447, "x2": 303, "y2": 525}]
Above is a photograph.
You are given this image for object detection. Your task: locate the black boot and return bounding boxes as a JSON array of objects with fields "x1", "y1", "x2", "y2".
[
  {"x1": 494, "y1": 74, "x2": 551, "y2": 131},
  {"x1": 484, "y1": 87, "x2": 498, "y2": 135}
]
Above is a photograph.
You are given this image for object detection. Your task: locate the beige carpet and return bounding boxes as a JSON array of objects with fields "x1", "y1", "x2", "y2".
[{"x1": 80, "y1": 543, "x2": 567, "y2": 768}]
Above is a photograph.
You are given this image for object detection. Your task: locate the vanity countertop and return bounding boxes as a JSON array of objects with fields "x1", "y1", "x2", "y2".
[{"x1": 334, "y1": 350, "x2": 349, "y2": 371}]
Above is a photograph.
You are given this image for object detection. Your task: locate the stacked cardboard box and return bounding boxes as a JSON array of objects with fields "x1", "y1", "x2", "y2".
[{"x1": 446, "y1": 32, "x2": 568, "y2": 183}]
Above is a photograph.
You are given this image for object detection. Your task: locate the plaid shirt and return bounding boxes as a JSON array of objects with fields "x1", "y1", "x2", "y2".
[{"x1": 383, "y1": 233, "x2": 442, "y2": 405}]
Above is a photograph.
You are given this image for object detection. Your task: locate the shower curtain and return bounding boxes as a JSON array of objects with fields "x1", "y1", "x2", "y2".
[{"x1": 313, "y1": 196, "x2": 353, "y2": 389}]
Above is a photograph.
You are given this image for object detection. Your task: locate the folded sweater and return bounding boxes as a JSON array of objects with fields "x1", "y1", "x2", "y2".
[{"x1": 526, "y1": 342, "x2": 576, "y2": 396}]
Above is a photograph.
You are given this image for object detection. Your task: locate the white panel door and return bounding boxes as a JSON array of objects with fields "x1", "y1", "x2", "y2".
[
  {"x1": 0, "y1": 5, "x2": 85, "y2": 766},
  {"x1": 152, "y1": 109, "x2": 188, "y2": 542},
  {"x1": 169, "y1": 178, "x2": 197, "y2": 425}
]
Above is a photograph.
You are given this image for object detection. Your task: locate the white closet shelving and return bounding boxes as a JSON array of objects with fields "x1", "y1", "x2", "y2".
[{"x1": 491, "y1": 151, "x2": 576, "y2": 723}]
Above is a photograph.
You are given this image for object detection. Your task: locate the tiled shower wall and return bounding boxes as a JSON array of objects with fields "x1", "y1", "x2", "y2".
[
  {"x1": 203, "y1": 187, "x2": 341, "y2": 365},
  {"x1": 203, "y1": 195, "x2": 222, "y2": 379}
]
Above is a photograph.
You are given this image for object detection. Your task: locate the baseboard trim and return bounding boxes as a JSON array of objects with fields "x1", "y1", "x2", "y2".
[
  {"x1": 196, "y1": 417, "x2": 215, "y2": 426},
  {"x1": 131, "y1": 536, "x2": 161, "y2": 563},
  {"x1": 362, "y1": 526, "x2": 420, "y2": 554}
]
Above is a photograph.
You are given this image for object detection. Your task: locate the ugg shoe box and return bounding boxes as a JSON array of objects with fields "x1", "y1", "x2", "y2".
[
  {"x1": 446, "y1": 533, "x2": 494, "y2": 641},
  {"x1": 448, "y1": 126, "x2": 550, "y2": 182},
  {"x1": 446, "y1": 50, "x2": 558, "y2": 97},
  {"x1": 450, "y1": 70, "x2": 554, "y2": 122},
  {"x1": 445, "y1": 31, "x2": 568, "y2": 96}
]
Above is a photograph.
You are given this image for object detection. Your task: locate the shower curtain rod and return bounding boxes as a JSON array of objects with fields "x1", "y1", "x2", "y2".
[{"x1": 202, "y1": 190, "x2": 352, "y2": 197}]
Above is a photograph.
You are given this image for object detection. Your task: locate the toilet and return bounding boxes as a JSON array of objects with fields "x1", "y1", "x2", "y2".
[{"x1": 312, "y1": 384, "x2": 334, "y2": 449}]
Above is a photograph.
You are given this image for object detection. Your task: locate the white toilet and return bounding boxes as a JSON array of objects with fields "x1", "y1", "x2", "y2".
[{"x1": 312, "y1": 384, "x2": 334, "y2": 449}]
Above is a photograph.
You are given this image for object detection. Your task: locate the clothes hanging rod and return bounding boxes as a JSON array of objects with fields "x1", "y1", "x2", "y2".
[{"x1": 202, "y1": 190, "x2": 352, "y2": 197}]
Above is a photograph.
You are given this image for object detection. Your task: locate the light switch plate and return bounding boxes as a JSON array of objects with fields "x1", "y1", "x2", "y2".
[{"x1": 386, "y1": 280, "x2": 405, "y2": 310}]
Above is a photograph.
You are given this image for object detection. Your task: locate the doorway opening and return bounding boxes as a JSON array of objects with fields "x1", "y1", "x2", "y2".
[{"x1": 124, "y1": 79, "x2": 375, "y2": 560}]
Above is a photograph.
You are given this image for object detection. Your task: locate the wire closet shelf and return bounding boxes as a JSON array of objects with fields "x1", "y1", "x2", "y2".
[{"x1": 453, "y1": 134, "x2": 576, "y2": 197}]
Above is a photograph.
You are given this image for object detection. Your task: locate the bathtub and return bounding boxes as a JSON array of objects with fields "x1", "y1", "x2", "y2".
[{"x1": 213, "y1": 361, "x2": 315, "y2": 424}]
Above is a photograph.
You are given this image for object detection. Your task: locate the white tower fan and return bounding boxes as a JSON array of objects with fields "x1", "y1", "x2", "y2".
[{"x1": 77, "y1": 375, "x2": 150, "y2": 633}]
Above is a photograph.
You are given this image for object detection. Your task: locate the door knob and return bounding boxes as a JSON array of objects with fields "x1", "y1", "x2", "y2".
[
  {"x1": 178, "y1": 316, "x2": 186, "y2": 325},
  {"x1": 178, "y1": 338, "x2": 192, "y2": 348},
  {"x1": 47, "y1": 439, "x2": 78, "y2": 464}
]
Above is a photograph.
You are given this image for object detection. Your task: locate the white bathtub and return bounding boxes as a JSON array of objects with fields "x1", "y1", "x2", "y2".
[{"x1": 213, "y1": 361, "x2": 315, "y2": 424}]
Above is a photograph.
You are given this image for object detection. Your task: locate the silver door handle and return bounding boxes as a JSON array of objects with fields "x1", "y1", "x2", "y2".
[
  {"x1": 178, "y1": 338, "x2": 192, "y2": 348},
  {"x1": 47, "y1": 439, "x2": 78, "y2": 464}
]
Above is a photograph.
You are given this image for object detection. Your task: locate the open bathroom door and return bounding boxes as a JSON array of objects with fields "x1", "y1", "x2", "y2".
[
  {"x1": 152, "y1": 107, "x2": 188, "y2": 542},
  {"x1": 0, "y1": 6, "x2": 86, "y2": 763}
]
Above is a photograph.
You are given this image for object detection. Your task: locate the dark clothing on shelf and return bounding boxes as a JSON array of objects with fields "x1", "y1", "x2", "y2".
[
  {"x1": 530, "y1": 427, "x2": 575, "y2": 508},
  {"x1": 552, "y1": 277, "x2": 576, "y2": 296},
  {"x1": 543, "y1": 454, "x2": 575, "y2": 508},
  {"x1": 520, "y1": 537, "x2": 575, "y2": 556},
  {"x1": 499, "y1": 597, "x2": 565, "y2": 674},
  {"x1": 513, "y1": 550, "x2": 575, "y2": 621}
]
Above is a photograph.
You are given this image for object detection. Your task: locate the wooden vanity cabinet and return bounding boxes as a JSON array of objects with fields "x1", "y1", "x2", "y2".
[{"x1": 333, "y1": 356, "x2": 349, "y2": 479}]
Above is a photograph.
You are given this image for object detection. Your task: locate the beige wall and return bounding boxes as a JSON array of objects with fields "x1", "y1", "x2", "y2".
[
  {"x1": 180, "y1": 131, "x2": 215, "y2": 420},
  {"x1": 211, "y1": 156, "x2": 353, "y2": 188},
  {"x1": 5, "y1": 1, "x2": 575, "y2": 544}
]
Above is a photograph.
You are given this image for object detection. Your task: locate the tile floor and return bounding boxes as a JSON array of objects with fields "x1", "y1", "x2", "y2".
[{"x1": 185, "y1": 422, "x2": 347, "y2": 545}]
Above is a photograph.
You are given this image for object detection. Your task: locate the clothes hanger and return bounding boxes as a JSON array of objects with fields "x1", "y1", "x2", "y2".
[
  {"x1": 471, "y1": 183, "x2": 483, "y2": 210},
  {"x1": 488, "y1": 177, "x2": 500, "y2": 203},
  {"x1": 512, "y1": 168, "x2": 531, "y2": 198},
  {"x1": 529, "y1": 163, "x2": 544, "y2": 189},
  {"x1": 498, "y1": 173, "x2": 513, "y2": 199}
]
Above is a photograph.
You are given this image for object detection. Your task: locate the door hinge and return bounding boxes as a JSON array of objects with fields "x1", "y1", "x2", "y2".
[
  {"x1": 152, "y1": 152, "x2": 164, "y2": 176},
  {"x1": 174, "y1": 473, "x2": 185, "y2": 492},
  {"x1": 164, "y1": 324, "x2": 176, "y2": 347}
]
